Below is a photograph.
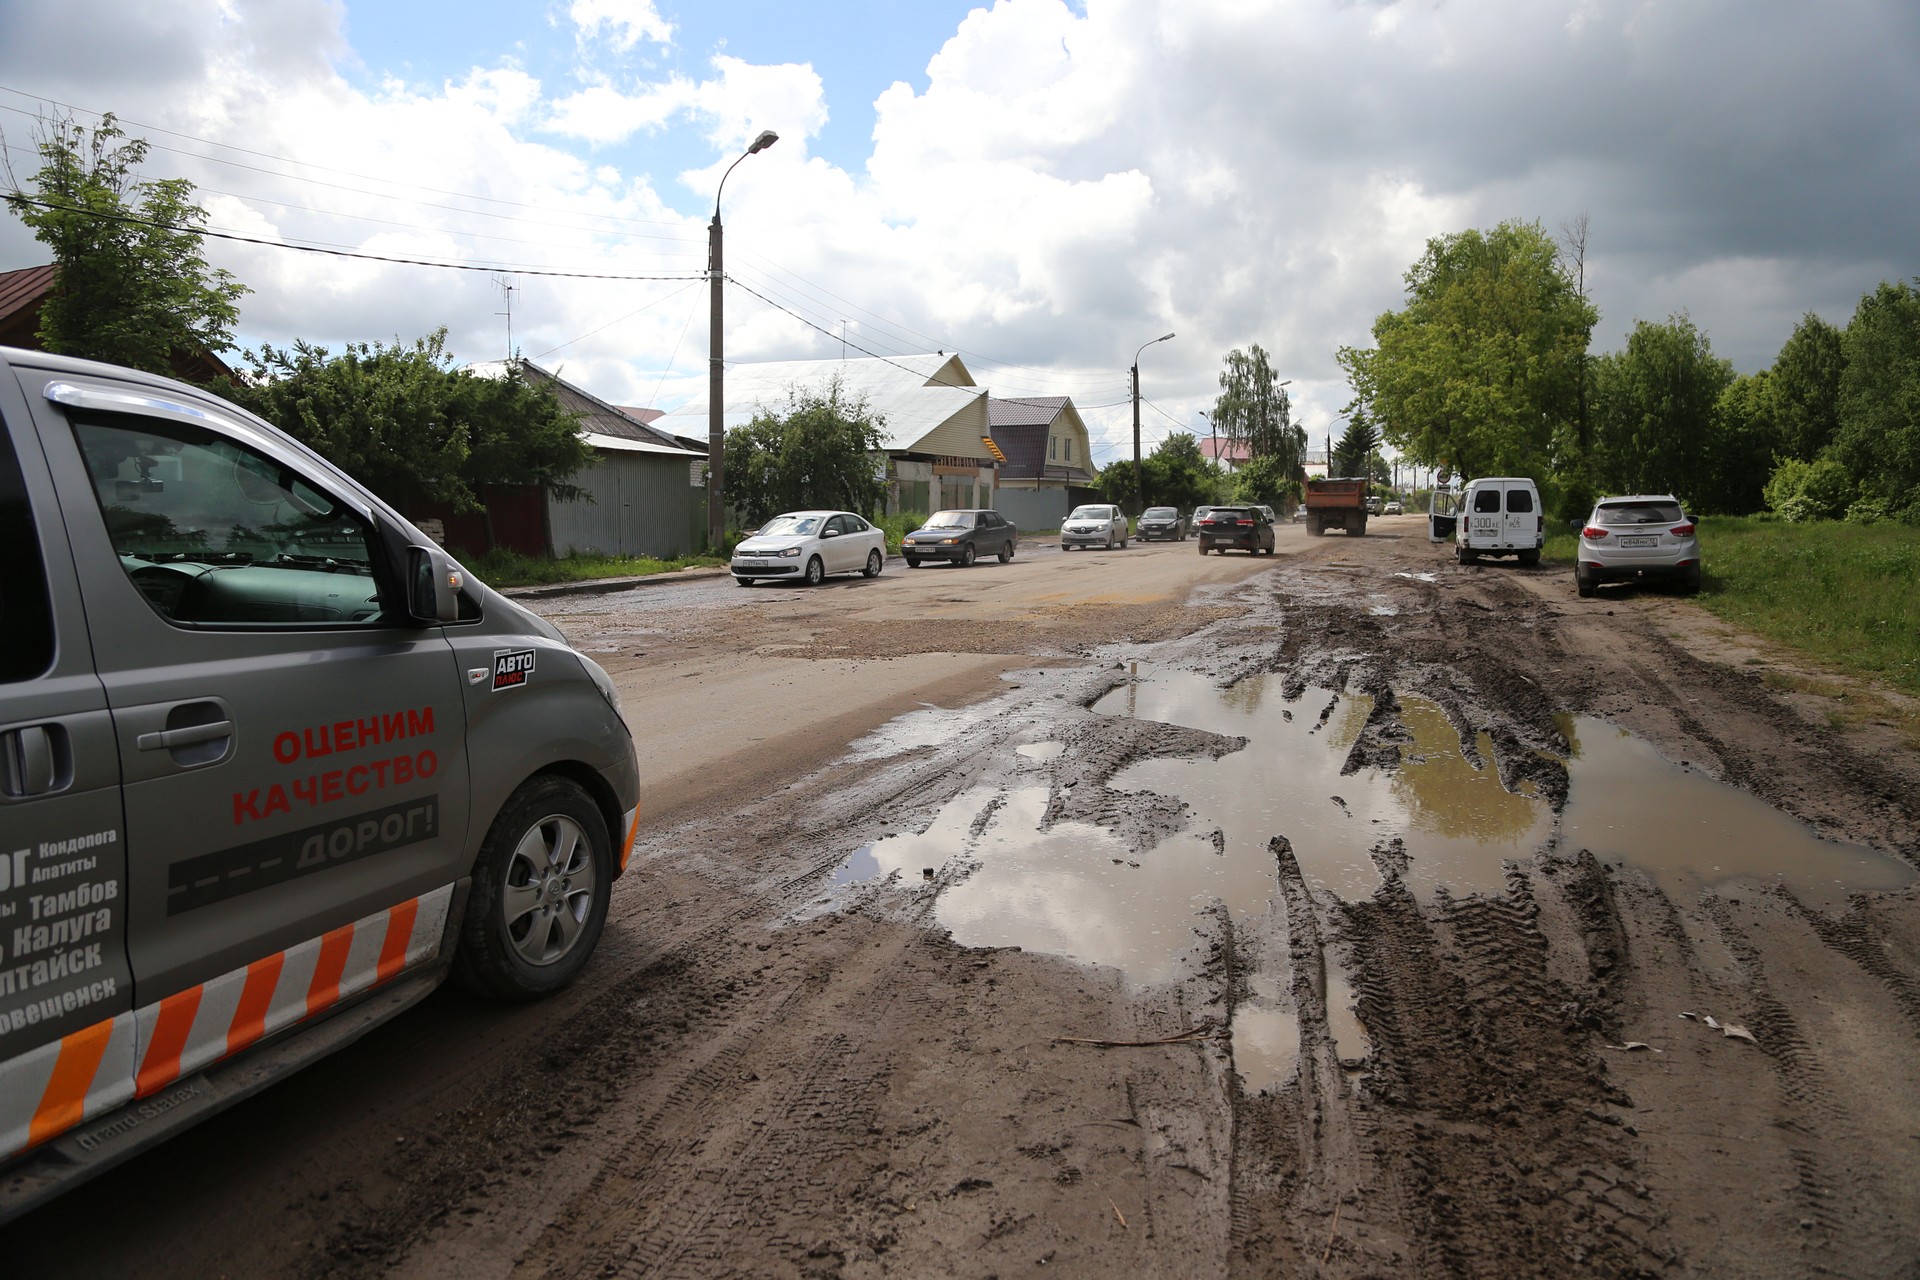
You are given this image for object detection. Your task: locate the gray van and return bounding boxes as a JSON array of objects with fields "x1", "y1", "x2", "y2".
[{"x1": 0, "y1": 347, "x2": 639, "y2": 1220}]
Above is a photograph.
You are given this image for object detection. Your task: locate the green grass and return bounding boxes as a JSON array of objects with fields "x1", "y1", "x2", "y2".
[
  {"x1": 1544, "y1": 516, "x2": 1920, "y2": 697},
  {"x1": 465, "y1": 547, "x2": 726, "y2": 588}
]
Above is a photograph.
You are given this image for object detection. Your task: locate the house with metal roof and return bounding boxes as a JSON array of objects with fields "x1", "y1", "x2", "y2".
[
  {"x1": 465, "y1": 357, "x2": 707, "y2": 559},
  {"x1": 986, "y1": 395, "x2": 1098, "y2": 529},
  {"x1": 655, "y1": 352, "x2": 999, "y2": 516}
]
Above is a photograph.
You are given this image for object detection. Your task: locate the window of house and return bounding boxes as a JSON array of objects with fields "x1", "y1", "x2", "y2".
[
  {"x1": 1049, "y1": 436, "x2": 1057, "y2": 461},
  {"x1": 1065, "y1": 438, "x2": 1074, "y2": 463}
]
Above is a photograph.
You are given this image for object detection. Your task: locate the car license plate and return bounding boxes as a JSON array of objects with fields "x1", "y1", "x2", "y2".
[
  {"x1": 740, "y1": 558, "x2": 765, "y2": 567},
  {"x1": 1619, "y1": 536, "x2": 1657, "y2": 547}
]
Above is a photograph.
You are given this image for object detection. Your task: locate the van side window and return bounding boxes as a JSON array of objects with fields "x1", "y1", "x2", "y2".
[
  {"x1": 1472, "y1": 488, "x2": 1502, "y2": 513},
  {"x1": 1507, "y1": 488, "x2": 1534, "y2": 513},
  {"x1": 0, "y1": 420, "x2": 56, "y2": 681},
  {"x1": 70, "y1": 416, "x2": 389, "y2": 628}
]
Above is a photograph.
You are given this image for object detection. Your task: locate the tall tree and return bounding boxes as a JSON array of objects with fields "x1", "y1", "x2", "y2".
[
  {"x1": 723, "y1": 376, "x2": 888, "y2": 526},
  {"x1": 1332, "y1": 412, "x2": 1381, "y2": 478},
  {"x1": 1770, "y1": 313, "x2": 1847, "y2": 462},
  {"x1": 3, "y1": 112, "x2": 247, "y2": 374},
  {"x1": 1588, "y1": 315, "x2": 1735, "y2": 503},
  {"x1": 1339, "y1": 220, "x2": 1595, "y2": 479},
  {"x1": 230, "y1": 332, "x2": 589, "y2": 522},
  {"x1": 1212, "y1": 344, "x2": 1301, "y2": 480},
  {"x1": 1704, "y1": 372, "x2": 1780, "y2": 514},
  {"x1": 1829, "y1": 279, "x2": 1920, "y2": 518}
]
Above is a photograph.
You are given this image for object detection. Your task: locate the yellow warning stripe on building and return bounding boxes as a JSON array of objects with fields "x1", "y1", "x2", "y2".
[
  {"x1": 981, "y1": 436, "x2": 1007, "y2": 463},
  {"x1": 0, "y1": 884, "x2": 453, "y2": 1160}
]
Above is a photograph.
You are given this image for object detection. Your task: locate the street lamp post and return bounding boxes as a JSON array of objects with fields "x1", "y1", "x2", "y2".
[
  {"x1": 708, "y1": 129, "x2": 778, "y2": 551},
  {"x1": 1131, "y1": 332, "x2": 1174, "y2": 513}
]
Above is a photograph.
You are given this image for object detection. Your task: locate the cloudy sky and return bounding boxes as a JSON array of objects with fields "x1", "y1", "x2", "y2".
[{"x1": 2, "y1": 0, "x2": 1914, "y2": 467}]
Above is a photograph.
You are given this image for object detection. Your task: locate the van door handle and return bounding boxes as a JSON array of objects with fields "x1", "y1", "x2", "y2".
[
  {"x1": 2, "y1": 724, "x2": 71, "y2": 797},
  {"x1": 136, "y1": 720, "x2": 235, "y2": 751}
]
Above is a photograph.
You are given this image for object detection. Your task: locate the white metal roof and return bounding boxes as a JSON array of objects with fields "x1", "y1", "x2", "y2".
[
  {"x1": 656, "y1": 353, "x2": 984, "y2": 452},
  {"x1": 581, "y1": 431, "x2": 705, "y2": 458}
]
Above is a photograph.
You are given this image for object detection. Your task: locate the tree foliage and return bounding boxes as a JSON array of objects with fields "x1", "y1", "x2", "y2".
[
  {"x1": 1339, "y1": 220, "x2": 1595, "y2": 479},
  {"x1": 1587, "y1": 314, "x2": 1735, "y2": 505},
  {"x1": 228, "y1": 332, "x2": 588, "y2": 514},
  {"x1": 1212, "y1": 344, "x2": 1301, "y2": 477},
  {"x1": 723, "y1": 377, "x2": 888, "y2": 527},
  {"x1": 1829, "y1": 280, "x2": 1920, "y2": 518},
  {"x1": 1770, "y1": 313, "x2": 1846, "y2": 462},
  {"x1": 3, "y1": 112, "x2": 247, "y2": 375},
  {"x1": 1098, "y1": 433, "x2": 1218, "y2": 510},
  {"x1": 1332, "y1": 413, "x2": 1380, "y2": 479}
]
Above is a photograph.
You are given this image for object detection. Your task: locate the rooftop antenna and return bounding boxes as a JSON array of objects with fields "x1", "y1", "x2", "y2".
[{"x1": 494, "y1": 273, "x2": 517, "y2": 360}]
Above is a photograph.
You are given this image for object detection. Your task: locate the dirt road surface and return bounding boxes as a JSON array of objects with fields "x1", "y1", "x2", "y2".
[{"x1": 5, "y1": 520, "x2": 1917, "y2": 1279}]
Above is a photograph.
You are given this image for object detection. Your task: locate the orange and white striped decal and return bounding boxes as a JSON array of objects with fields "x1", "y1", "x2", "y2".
[
  {"x1": 0, "y1": 884, "x2": 452, "y2": 1161},
  {"x1": 618, "y1": 805, "x2": 640, "y2": 872}
]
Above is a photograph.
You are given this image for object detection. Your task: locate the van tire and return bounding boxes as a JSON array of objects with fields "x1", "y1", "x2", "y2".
[
  {"x1": 453, "y1": 776, "x2": 613, "y2": 1002},
  {"x1": 1457, "y1": 545, "x2": 1477, "y2": 564},
  {"x1": 1518, "y1": 548, "x2": 1540, "y2": 566}
]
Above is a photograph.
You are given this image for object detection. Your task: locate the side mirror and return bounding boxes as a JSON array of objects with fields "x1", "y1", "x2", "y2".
[
  {"x1": 407, "y1": 545, "x2": 463, "y2": 624},
  {"x1": 821, "y1": 528, "x2": 839, "y2": 538}
]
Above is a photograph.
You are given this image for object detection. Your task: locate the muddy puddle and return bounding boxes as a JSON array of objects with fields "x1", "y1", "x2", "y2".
[
  {"x1": 1559, "y1": 714, "x2": 1914, "y2": 909},
  {"x1": 831, "y1": 663, "x2": 1912, "y2": 1073}
]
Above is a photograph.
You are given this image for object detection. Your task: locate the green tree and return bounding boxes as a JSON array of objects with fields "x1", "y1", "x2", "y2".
[
  {"x1": 1703, "y1": 372, "x2": 1780, "y2": 514},
  {"x1": 1230, "y1": 456, "x2": 1301, "y2": 511},
  {"x1": 1212, "y1": 344, "x2": 1301, "y2": 478},
  {"x1": 1829, "y1": 279, "x2": 1920, "y2": 519},
  {"x1": 3, "y1": 112, "x2": 247, "y2": 375},
  {"x1": 1339, "y1": 220, "x2": 1595, "y2": 479},
  {"x1": 724, "y1": 377, "x2": 888, "y2": 526},
  {"x1": 1770, "y1": 313, "x2": 1847, "y2": 462},
  {"x1": 1588, "y1": 314, "x2": 1735, "y2": 504},
  {"x1": 229, "y1": 333, "x2": 588, "y2": 525},
  {"x1": 1145, "y1": 432, "x2": 1217, "y2": 510},
  {"x1": 1331, "y1": 412, "x2": 1380, "y2": 479},
  {"x1": 1364, "y1": 449, "x2": 1393, "y2": 486}
]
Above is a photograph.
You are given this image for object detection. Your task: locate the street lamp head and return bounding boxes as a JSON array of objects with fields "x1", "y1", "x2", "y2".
[
  {"x1": 748, "y1": 130, "x2": 779, "y2": 155},
  {"x1": 1158, "y1": 332, "x2": 1175, "y2": 343}
]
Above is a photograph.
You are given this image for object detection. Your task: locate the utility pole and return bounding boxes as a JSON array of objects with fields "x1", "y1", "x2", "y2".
[
  {"x1": 1131, "y1": 332, "x2": 1174, "y2": 514},
  {"x1": 707, "y1": 130, "x2": 778, "y2": 552}
]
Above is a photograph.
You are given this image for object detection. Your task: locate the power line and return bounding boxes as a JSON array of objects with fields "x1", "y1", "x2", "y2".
[
  {"x1": 727, "y1": 277, "x2": 962, "y2": 384},
  {"x1": 4, "y1": 195, "x2": 708, "y2": 281}
]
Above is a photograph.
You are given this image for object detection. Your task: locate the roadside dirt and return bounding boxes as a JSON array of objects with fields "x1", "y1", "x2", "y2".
[{"x1": 6, "y1": 522, "x2": 1916, "y2": 1279}]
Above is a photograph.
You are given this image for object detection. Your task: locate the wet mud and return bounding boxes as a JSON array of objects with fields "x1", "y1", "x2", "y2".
[{"x1": 10, "y1": 535, "x2": 1918, "y2": 1279}]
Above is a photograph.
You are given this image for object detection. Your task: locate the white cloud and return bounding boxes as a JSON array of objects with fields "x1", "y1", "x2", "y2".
[
  {"x1": 567, "y1": 0, "x2": 673, "y2": 53},
  {"x1": 2, "y1": 0, "x2": 1913, "y2": 461}
]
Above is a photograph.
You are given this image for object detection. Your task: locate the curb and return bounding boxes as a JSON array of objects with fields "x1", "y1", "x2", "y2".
[{"x1": 501, "y1": 567, "x2": 733, "y2": 600}]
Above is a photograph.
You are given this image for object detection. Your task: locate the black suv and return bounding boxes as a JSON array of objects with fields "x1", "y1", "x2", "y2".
[
  {"x1": 1195, "y1": 506, "x2": 1275, "y2": 556},
  {"x1": 903, "y1": 508, "x2": 1018, "y2": 567}
]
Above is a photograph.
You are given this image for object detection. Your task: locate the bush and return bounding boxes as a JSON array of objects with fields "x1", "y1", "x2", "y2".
[
  {"x1": 1764, "y1": 457, "x2": 1855, "y2": 522},
  {"x1": 1846, "y1": 497, "x2": 1891, "y2": 525},
  {"x1": 1549, "y1": 474, "x2": 1596, "y2": 524}
]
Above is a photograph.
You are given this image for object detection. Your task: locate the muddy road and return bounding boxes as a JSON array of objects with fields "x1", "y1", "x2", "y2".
[{"x1": 5, "y1": 521, "x2": 1918, "y2": 1279}]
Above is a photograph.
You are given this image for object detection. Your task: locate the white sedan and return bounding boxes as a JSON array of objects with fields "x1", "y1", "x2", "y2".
[
  {"x1": 732, "y1": 510, "x2": 887, "y2": 586},
  {"x1": 1060, "y1": 503, "x2": 1129, "y2": 550}
]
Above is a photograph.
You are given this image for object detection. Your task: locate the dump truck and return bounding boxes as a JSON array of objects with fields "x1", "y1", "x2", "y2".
[{"x1": 1303, "y1": 476, "x2": 1368, "y2": 536}]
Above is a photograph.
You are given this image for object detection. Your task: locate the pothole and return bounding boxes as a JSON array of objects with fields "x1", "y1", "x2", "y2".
[{"x1": 1559, "y1": 714, "x2": 1914, "y2": 908}]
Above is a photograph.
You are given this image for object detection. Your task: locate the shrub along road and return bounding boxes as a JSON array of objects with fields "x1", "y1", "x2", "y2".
[{"x1": 4, "y1": 520, "x2": 1916, "y2": 1279}]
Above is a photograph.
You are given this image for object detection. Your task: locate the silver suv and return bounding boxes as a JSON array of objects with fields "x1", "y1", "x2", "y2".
[{"x1": 1575, "y1": 494, "x2": 1702, "y2": 596}]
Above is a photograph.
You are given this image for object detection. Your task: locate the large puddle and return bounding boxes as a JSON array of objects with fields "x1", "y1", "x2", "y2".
[{"x1": 834, "y1": 663, "x2": 1914, "y2": 1087}]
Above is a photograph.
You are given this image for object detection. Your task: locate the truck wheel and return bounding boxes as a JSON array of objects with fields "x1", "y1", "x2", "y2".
[
  {"x1": 453, "y1": 776, "x2": 613, "y2": 1001},
  {"x1": 1308, "y1": 520, "x2": 1324, "y2": 537},
  {"x1": 1355, "y1": 519, "x2": 1367, "y2": 536}
]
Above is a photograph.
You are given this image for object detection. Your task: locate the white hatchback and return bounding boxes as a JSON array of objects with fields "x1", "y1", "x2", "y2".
[{"x1": 732, "y1": 510, "x2": 887, "y2": 586}]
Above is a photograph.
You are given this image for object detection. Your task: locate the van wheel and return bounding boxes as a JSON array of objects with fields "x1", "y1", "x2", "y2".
[
  {"x1": 1457, "y1": 545, "x2": 1477, "y2": 565},
  {"x1": 453, "y1": 776, "x2": 612, "y2": 1001},
  {"x1": 1519, "y1": 548, "x2": 1541, "y2": 566}
]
